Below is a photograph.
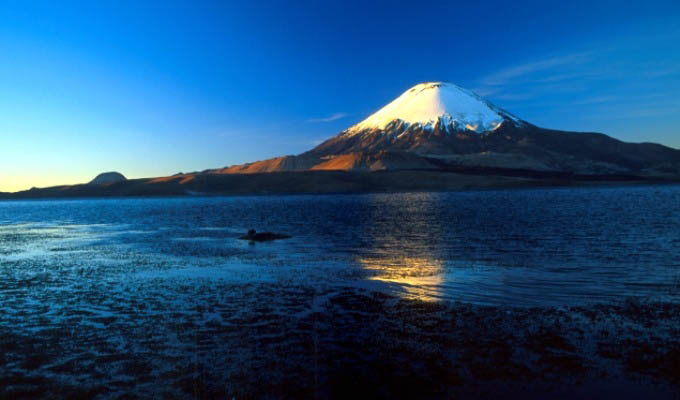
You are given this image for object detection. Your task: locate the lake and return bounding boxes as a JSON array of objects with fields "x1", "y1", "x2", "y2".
[
  {"x1": 1, "y1": 186, "x2": 679, "y2": 398},
  {"x1": 2, "y1": 185, "x2": 679, "y2": 306}
]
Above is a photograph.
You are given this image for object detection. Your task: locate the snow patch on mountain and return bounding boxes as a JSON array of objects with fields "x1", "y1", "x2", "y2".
[{"x1": 345, "y1": 82, "x2": 518, "y2": 135}]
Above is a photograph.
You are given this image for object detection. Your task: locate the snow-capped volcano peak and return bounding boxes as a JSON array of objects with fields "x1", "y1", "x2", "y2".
[{"x1": 346, "y1": 82, "x2": 518, "y2": 135}]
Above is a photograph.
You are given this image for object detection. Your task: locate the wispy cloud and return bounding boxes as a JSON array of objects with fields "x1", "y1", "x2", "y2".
[
  {"x1": 474, "y1": 41, "x2": 680, "y2": 106},
  {"x1": 572, "y1": 96, "x2": 620, "y2": 105},
  {"x1": 479, "y1": 52, "x2": 594, "y2": 87},
  {"x1": 307, "y1": 138, "x2": 327, "y2": 146},
  {"x1": 463, "y1": 30, "x2": 680, "y2": 148},
  {"x1": 468, "y1": 52, "x2": 604, "y2": 105},
  {"x1": 307, "y1": 112, "x2": 348, "y2": 123}
]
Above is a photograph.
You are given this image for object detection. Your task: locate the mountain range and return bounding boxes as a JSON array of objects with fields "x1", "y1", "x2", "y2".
[
  {"x1": 213, "y1": 82, "x2": 680, "y2": 177},
  {"x1": 3, "y1": 82, "x2": 679, "y2": 198}
]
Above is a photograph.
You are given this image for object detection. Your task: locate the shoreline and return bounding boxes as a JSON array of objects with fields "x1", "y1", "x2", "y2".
[
  {"x1": 2, "y1": 286, "x2": 678, "y2": 398},
  {"x1": 1, "y1": 169, "x2": 678, "y2": 200}
]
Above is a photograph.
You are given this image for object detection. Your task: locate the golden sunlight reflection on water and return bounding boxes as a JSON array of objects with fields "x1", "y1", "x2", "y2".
[
  {"x1": 360, "y1": 256, "x2": 445, "y2": 301},
  {"x1": 357, "y1": 192, "x2": 449, "y2": 301}
]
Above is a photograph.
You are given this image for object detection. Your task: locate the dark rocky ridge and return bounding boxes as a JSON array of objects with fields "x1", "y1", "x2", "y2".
[{"x1": 214, "y1": 120, "x2": 680, "y2": 177}]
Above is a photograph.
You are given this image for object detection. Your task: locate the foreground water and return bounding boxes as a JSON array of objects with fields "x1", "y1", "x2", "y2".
[
  {"x1": 1, "y1": 186, "x2": 679, "y2": 397},
  {"x1": 1, "y1": 186, "x2": 679, "y2": 306}
]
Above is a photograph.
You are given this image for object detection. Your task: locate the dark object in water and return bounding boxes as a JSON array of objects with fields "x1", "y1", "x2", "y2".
[{"x1": 239, "y1": 229, "x2": 291, "y2": 242}]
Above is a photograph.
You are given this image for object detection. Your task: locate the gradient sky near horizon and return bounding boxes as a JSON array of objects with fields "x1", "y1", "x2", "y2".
[{"x1": 1, "y1": 0, "x2": 679, "y2": 192}]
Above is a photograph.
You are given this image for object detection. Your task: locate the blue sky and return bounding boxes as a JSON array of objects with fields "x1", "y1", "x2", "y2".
[{"x1": 1, "y1": 0, "x2": 679, "y2": 191}]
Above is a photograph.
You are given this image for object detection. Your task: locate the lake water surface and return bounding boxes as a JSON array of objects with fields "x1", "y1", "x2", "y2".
[
  {"x1": 2, "y1": 186, "x2": 680, "y2": 397},
  {"x1": 1, "y1": 185, "x2": 679, "y2": 307}
]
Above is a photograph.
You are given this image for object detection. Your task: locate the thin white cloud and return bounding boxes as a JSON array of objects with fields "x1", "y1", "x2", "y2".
[
  {"x1": 308, "y1": 112, "x2": 348, "y2": 123},
  {"x1": 480, "y1": 52, "x2": 594, "y2": 87},
  {"x1": 308, "y1": 138, "x2": 327, "y2": 146},
  {"x1": 573, "y1": 96, "x2": 620, "y2": 105},
  {"x1": 465, "y1": 31, "x2": 680, "y2": 148}
]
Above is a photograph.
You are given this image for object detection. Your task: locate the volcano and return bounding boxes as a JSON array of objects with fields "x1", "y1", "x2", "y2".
[
  {"x1": 216, "y1": 82, "x2": 680, "y2": 177},
  {"x1": 5, "y1": 82, "x2": 679, "y2": 199}
]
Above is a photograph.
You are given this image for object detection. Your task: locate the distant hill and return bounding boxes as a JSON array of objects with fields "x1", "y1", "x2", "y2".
[{"x1": 89, "y1": 172, "x2": 127, "y2": 185}]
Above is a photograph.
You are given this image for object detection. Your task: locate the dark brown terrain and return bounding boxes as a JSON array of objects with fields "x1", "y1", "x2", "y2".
[
  {"x1": 2, "y1": 288, "x2": 678, "y2": 399},
  {"x1": 215, "y1": 121, "x2": 680, "y2": 177},
  {"x1": 1, "y1": 168, "x2": 677, "y2": 200}
]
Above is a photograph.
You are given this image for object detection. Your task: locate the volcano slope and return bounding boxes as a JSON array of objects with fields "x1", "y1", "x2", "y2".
[
  {"x1": 213, "y1": 82, "x2": 680, "y2": 179},
  {"x1": 3, "y1": 82, "x2": 679, "y2": 198}
]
